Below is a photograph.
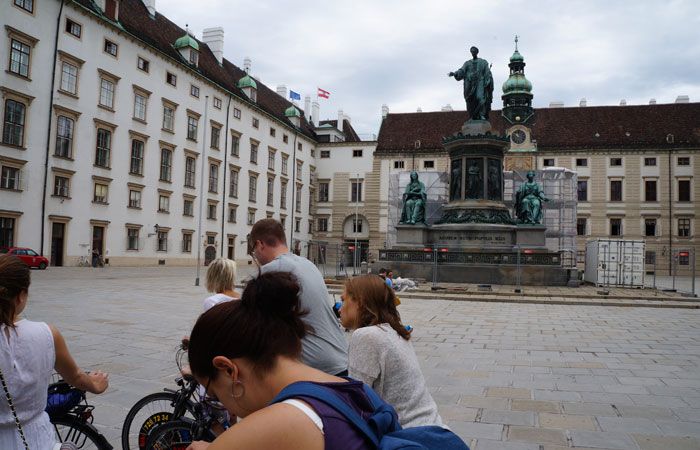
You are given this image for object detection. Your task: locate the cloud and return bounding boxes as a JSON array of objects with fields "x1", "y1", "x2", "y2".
[{"x1": 156, "y1": 0, "x2": 700, "y2": 135}]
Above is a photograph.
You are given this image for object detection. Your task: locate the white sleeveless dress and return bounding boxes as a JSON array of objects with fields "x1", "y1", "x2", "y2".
[{"x1": 0, "y1": 319, "x2": 57, "y2": 450}]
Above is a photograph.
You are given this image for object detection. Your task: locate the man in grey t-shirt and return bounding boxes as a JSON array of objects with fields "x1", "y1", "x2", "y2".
[{"x1": 249, "y1": 219, "x2": 348, "y2": 375}]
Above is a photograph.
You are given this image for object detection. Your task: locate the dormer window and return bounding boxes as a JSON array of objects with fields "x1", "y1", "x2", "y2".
[
  {"x1": 174, "y1": 30, "x2": 200, "y2": 68},
  {"x1": 189, "y1": 50, "x2": 199, "y2": 66}
]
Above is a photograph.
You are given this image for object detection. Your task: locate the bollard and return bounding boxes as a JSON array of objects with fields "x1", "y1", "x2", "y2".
[{"x1": 361, "y1": 260, "x2": 368, "y2": 274}]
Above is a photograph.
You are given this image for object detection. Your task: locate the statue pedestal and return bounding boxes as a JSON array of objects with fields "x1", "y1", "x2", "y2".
[
  {"x1": 461, "y1": 119, "x2": 492, "y2": 136},
  {"x1": 396, "y1": 224, "x2": 429, "y2": 247},
  {"x1": 515, "y1": 225, "x2": 547, "y2": 248}
]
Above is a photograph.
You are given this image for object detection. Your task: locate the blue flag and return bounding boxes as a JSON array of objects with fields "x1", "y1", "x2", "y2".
[{"x1": 289, "y1": 90, "x2": 301, "y2": 101}]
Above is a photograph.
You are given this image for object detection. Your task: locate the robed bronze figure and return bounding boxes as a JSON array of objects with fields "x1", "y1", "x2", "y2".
[
  {"x1": 400, "y1": 171, "x2": 427, "y2": 225},
  {"x1": 449, "y1": 46, "x2": 494, "y2": 121},
  {"x1": 515, "y1": 171, "x2": 549, "y2": 224}
]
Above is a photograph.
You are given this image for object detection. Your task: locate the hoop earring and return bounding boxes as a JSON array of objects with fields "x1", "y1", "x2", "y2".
[{"x1": 231, "y1": 380, "x2": 245, "y2": 399}]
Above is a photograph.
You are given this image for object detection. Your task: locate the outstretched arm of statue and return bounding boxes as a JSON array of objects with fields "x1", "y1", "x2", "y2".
[{"x1": 448, "y1": 72, "x2": 454, "y2": 77}]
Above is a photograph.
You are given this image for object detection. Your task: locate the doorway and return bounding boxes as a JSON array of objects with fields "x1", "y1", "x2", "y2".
[
  {"x1": 227, "y1": 236, "x2": 235, "y2": 260},
  {"x1": 205, "y1": 246, "x2": 216, "y2": 265},
  {"x1": 92, "y1": 226, "x2": 105, "y2": 256},
  {"x1": 50, "y1": 222, "x2": 65, "y2": 266},
  {"x1": 343, "y1": 240, "x2": 369, "y2": 268}
]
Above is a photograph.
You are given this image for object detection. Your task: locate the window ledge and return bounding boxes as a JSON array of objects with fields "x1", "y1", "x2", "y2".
[
  {"x1": 129, "y1": 172, "x2": 144, "y2": 177},
  {"x1": 132, "y1": 117, "x2": 148, "y2": 125},
  {"x1": 183, "y1": 214, "x2": 194, "y2": 217},
  {"x1": 127, "y1": 206, "x2": 142, "y2": 210},
  {"x1": 186, "y1": 138, "x2": 198, "y2": 143},
  {"x1": 58, "y1": 89, "x2": 79, "y2": 100},
  {"x1": 53, "y1": 154, "x2": 74, "y2": 161},
  {"x1": 0, "y1": 187, "x2": 22, "y2": 193},
  {"x1": 0, "y1": 142, "x2": 26, "y2": 151},
  {"x1": 97, "y1": 104, "x2": 115, "y2": 113},
  {"x1": 93, "y1": 164, "x2": 111, "y2": 170},
  {"x1": 5, "y1": 70, "x2": 31, "y2": 82},
  {"x1": 51, "y1": 195, "x2": 71, "y2": 199},
  {"x1": 157, "y1": 210, "x2": 170, "y2": 214},
  {"x1": 158, "y1": 179, "x2": 172, "y2": 184},
  {"x1": 161, "y1": 128, "x2": 175, "y2": 134}
]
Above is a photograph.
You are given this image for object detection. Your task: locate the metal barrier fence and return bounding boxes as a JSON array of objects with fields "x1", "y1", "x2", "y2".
[{"x1": 645, "y1": 247, "x2": 698, "y2": 297}]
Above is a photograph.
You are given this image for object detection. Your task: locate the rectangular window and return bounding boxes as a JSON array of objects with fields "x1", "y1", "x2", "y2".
[
  {"x1": 229, "y1": 169, "x2": 239, "y2": 198},
  {"x1": 296, "y1": 185, "x2": 302, "y2": 212},
  {"x1": 351, "y1": 180, "x2": 363, "y2": 202},
  {"x1": 249, "y1": 175, "x2": 258, "y2": 202},
  {"x1": 209, "y1": 164, "x2": 219, "y2": 193},
  {"x1": 0, "y1": 166, "x2": 20, "y2": 190},
  {"x1": 190, "y1": 84, "x2": 200, "y2": 98},
  {"x1": 283, "y1": 134, "x2": 288, "y2": 144},
  {"x1": 576, "y1": 218, "x2": 587, "y2": 236},
  {"x1": 158, "y1": 195, "x2": 170, "y2": 213},
  {"x1": 252, "y1": 117, "x2": 259, "y2": 129},
  {"x1": 104, "y1": 39, "x2": 118, "y2": 56},
  {"x1": 577, "y1": 180, "x2": 588, "y2": 202},
  {"x1": 610, "y1": 157, "x2": 623, "y2": 167},
  {"x1": 644, "y1": 157, "x2": 657, "y2": 166},
  {"x1": 318, "y1": 182, "x2": 329, "y2": 202},
  {"x1": 679, "y1": 252, "x2": 690, "y2": 266},
  {"x1": 270, "y1": 127, "x2": 276, "y2": 137},
  {"x1": 231, "y1": 134, "x2": 240, "y2": 156},
  {"x1": 353, "y1": 219, "x2": 363, "y2": 233},
  {"x1": 297, "y1": 142, "x2": 303, "y2": 152},
  {"x1": 53, "y1": 176, "x2": 69, "y2": 197},
  {"x1": 423, "y1": 160, "x2": 435, "y2": 169},
  {"x1": 128, "y1": 189, "x2": 141, "y2": 208},
  {"x1": 60, "y1": 62, "x2": 78, "y2": 94},
  {"x1": 166, "y1": 72, "x2": 177, "y2": 86},
  {"x1": 182, "y1": 233, "x2": 192, "y2": 252},
  {"x1": 213, "y1": 97, "x2": 222, "y2": 109},
  {"x1": 295, "y1": 218, "x2": 301, "y2": 233},
  {"x1": 353, "y1": 149, "x2": 363, "y2": 157},
  {"x1": 127, "y1": 228, "x2": 139, "y2": 250},
  {"x1": 610, "y1": 218, "x2": 622, "y2": 236},
  {"x1": 187, "y1": 115, "x2": 198, "y2": 140},
  {"x1": 543, "y1": 158, "x2": 555, "y2": 167},
  {"x1": 65, "y1": 19, "x2": 82, "y2": 38},
  {"x1": 211, "y1": 126, "x2": 221, "y2": 149},
  {"x1": 137, "y1": 57, "x2": 149, "y2": 72},
  {"x1": 610, "y1": 180, "x2": 622, "y2": 202},
  {"x1": 247, "y1": 209, "x2": 255, "y2": 225},
  {"x1": 207, "y1": 203, "x2": 217, "y2": 220},
  {"x1": 99, "y1": 78, "x2": 115, "y2": 108},
  {"x1": 645, "y1": 251, "x2": 656, "y2": 265},
  {"x1": 678, "y1": 180, "x2": 691, "y2": 202},
  {"x1": 130, "y1": 139, "x2": 144, "y2": 175},
  {"x1": 320, "y1": 150, "x2": 330, "y2": 159},
  {"x1": 281, "y1": 155, "x2": 288, "y2": 175},
  {"x1": 268, "y1": 150, "x2": 275, "y2": 170},
  {"x1": 233, "y1": 108, "x2": 241, "y2": 119},
  {"x1": 575, "y1": 158, "x2": 588, "y2": 167},
  {"x1": 678, "y1": 218, "x2": 691, "y2": 237},
  {"x1": 677, "y1": 157, "x2": 690, "y2": 166},
  {"x1": 228, "y1": 205, "x2": 237, "y2": 223},
  {"x1": 93, "y1": 183, "x2": 108, "y2": 203},
  {"x1": 296, "y1": 161, "x2": 302, "y2": 180},
  {"x1": 157, "y1": 231, "x2": 168, "y2": 251},
  {"x1": 250, "y1": 142, "x2": 258, "y2": 164},
  {"x1": 394, "y1": 161, "x2": 405, "y2": 169},
  {"x1": 183, "y1": 198, "x2": 194, "y2": 216},
  {"x1": 267, "y1": 177, "x2": 274, "y2": 206},
  {"x1": 644, "y1": 219, "x2": 657, "y2": 237},
  {"x1": 280, "y1": 181, "x2": 287, "y2": 209},
  {"x1": 160, "y1": 148, "x2": 172, "y2": 181},
  {"x1": 9, "y1": 39, "x2": 30, "y2": 77},
  {"x1": 3, "y1": 100, "x2": 26, "y2": 146},
  {"x1": 184, "y1": 156, "x2": 196, "y2": 188},
  {"x1": 318, "y1": 218, "x2": 328, "y2": 232},
  {"x1": 55, "y1": 116, "x2": 74, "y2": 158},
  {"x1": 14, "y1": 0, "x2": 33, "y2": 13},
  {"x1": 0, "y1": 217, "x2": 14, "y2": 248},
  {"x1": 133, "y1": 93, "x2": 147, "y2": 120},
  {"x1": 645, "y1": 180, "x2": 657, "y2": 202},
  {"x1": 95, "y1": 128, "x2": 111, "y2": 168},
  {"x1": 162, "y1": 105, "x2": 174, "y2": 131}
]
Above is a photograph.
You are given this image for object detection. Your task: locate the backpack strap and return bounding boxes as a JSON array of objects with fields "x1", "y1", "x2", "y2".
[{"x1": 271, "y1": 382, "x2": 380, "y2": 447}]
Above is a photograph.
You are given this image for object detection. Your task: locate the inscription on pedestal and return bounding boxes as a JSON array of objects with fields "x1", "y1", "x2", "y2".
[{"x1": 430, "y1": 230, "x2": 513, "y2": 247}]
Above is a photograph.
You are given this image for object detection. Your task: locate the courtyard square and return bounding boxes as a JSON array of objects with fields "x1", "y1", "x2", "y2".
[{"x1": 25, "y1": 267, "x2": 700, "y2": 450}]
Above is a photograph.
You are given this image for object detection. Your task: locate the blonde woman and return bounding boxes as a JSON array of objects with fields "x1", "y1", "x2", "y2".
[{"x1": 203, "y1": 258, "x2": 239, "y2": 311}]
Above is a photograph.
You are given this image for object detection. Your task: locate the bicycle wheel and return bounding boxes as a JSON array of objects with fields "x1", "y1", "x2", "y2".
[
  {"x1": 145, "y1": 419, "x2": 215, "y2": 450},
  {"x1": 121, "y1": 392, "x2": 195, "y2": 450},
  {"x1": 53, "y1": 416, "x2": 113, "y2": 450}
]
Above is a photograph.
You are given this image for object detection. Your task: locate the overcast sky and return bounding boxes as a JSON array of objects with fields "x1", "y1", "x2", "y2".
[{"x1": 156, "y1": 0, "x2": 700, "y2": 137}]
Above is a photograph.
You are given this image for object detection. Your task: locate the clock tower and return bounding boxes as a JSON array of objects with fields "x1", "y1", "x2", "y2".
[{"x1": 502, "y1": 36, "x2": 537, "y2": 171}]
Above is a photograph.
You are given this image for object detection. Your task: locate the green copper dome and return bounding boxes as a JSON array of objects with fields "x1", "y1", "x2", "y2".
[
  {"x1": 237, "y1": 74, "x2": 257, "y2": 90},
  {"x1": 510, "y1": 49, "x2": 524, "y2": 63},
  {"x1": 284, "y1": 105, "x2": 301, "y2": 117},
  {"x1": 502, "y1": 73, "x2": 532, "y2": 94},
  {"x1": 174, "y1": 33, "x2": 199, "y2": 51}
]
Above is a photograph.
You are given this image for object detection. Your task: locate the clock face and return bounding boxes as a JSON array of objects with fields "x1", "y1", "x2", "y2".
[{"x1": 512, "y1": 129, "x2": 527, "y2": 144}]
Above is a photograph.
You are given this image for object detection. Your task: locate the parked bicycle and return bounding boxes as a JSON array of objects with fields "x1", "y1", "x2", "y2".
[
  {"x1": 47, "y1": 379, "x2": 113, "y2": 450},
  {"x1": 121, "y1": 343, "x2": 218, "y2": 450}
]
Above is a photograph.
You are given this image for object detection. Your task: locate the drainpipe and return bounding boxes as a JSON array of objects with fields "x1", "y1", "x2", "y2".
[
  {"x1": 40, "y1": 0, "x2": 65, "y2": 256},
  {"x1": 195, "y1": 96, "x2": 209, "y2": 285},
  {"x1": 668, "y1": 147, "x2": 673, "y2": 275},
  {"x1": 289, "y1": 132, "x2": 298, "y2": 248},
  {"x1": 220, "y1": 93, "x2": 232, "y2": 257}
]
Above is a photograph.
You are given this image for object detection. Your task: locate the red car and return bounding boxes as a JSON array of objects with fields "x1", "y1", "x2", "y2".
[{"x1": 0, "y1": 247, "x2": 49, "y2": 269}]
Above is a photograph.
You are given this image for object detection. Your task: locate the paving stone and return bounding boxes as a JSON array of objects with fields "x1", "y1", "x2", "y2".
[
  {"x1": 446, "y1": 421, "x2": 504, "y2": 440},
  {"x1": 671, "y1": 407, "x2": 700, "y2": 422},
  {"x1": 596, "y1": 416, "x2": 662, "y2": 434},
  {"x1": 507, "y1": 426, "x2": 568, "y2": 446},
  {"x1": 570, "y1": 430, "x2": 639, "y2": 449},
  {"x1": 616, "y1": 405, "x2": 674, "y2": 419},
  {"x1": 486, "y1": 387, "x2": 532, "y2": 399},
  {"x1": 654, "y1": 420, "x2": 700, "y2": 437},
  {"x1": 629, "y1": 394, "x2": 689, "y2": 408},
  {"x1": 459, "y1": 396, "x2": 510, "y2": 410},
  {"x1": 534, "y1": 389, "x2": 582, "y2": 401},
  {"x1": 475, "y1": 439, "x2": 539, "y2": 450},
  {"x1": 538, "y1": 412, "x2": 597, "y2": 430},
  {"x1": 561, "y1": 402, "x2": 617, "y2": 416},
  {"x1": 481, "y1": 409, "x2": 536, "y2": 426},
  {"x1": 437, "y1": 404, "x2": 479, "y2": 422},
  {"x1": 632, "y1": 434, "x2": 700, "y2": 450},
  {"x1": 511, "y1": 399, "x2": 561, "y2": 414}
]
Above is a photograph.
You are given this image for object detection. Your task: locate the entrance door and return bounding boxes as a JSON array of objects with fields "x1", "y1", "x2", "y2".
[
  {"x1": 50, "y1": 222, "x2": 65, "y2": 266},
  {"x1": 92, "y1": 226, "x2": 104, "y2": 256},
  {"x1": 344, "y1": 240, "x2": 369, "y2": 267},
  {"x1": 227, "y1": 236, "x2": 235, "y2": 260},
  {"x1": 205, "y1": 246, "x2": 216, "y2": 265}
]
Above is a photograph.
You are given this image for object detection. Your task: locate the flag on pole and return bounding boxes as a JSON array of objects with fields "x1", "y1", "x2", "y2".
[
  {"x1": 289, "y1": 90, "x2": 301, "y2": 101},
  {"x1": 317, "y1": 88, "x2": 330, "y2": 99}
]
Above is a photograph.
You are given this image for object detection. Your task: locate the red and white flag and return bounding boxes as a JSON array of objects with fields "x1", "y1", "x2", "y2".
[{"x1": 317, "y1": 88, "x2": 330, "y2": 99}]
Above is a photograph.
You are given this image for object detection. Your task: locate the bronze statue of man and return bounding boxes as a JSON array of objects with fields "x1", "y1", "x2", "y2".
[{"x1": 449, "y1": 46, "x2": 494, "y2": 121}]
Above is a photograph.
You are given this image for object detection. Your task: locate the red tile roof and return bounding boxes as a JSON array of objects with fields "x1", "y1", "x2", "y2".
[
  {"x1": 376, "y1": 103, "x2": 700, "y2": 153},
  {"x1": 71, "y1": 0, "x2": 317, "y2": 140}
]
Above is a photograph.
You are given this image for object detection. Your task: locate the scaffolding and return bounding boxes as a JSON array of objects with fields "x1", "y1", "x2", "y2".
[{"x1": 504, "y1": 168, "x2": 578, "y2": 267}]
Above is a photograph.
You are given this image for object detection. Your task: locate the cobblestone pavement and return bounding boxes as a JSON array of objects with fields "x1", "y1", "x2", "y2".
[{"x1": 24, "y1": 267, "x2": 700, "y2": 449}]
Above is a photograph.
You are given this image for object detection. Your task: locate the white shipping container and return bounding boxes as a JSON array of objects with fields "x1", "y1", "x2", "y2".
[{"x1": 584, "y1": 239, "x2": 645, "y2": 287}]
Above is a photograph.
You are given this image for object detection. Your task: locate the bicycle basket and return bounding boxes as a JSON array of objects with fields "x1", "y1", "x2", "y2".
[{"x1": 46, "y1": 382, "x2": 84, "y2": 417}]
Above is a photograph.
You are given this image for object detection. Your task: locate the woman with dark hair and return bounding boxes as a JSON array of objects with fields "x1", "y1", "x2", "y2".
[
  {"x1": 340, "y1": 275, "x2": 443, "y2": 428},
  {"x1": 0, "y1": 255, "x2": 108, "y2": 449},
  {"x1": 186, "y1": 271, "x2": 379, "y2": 450}
]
